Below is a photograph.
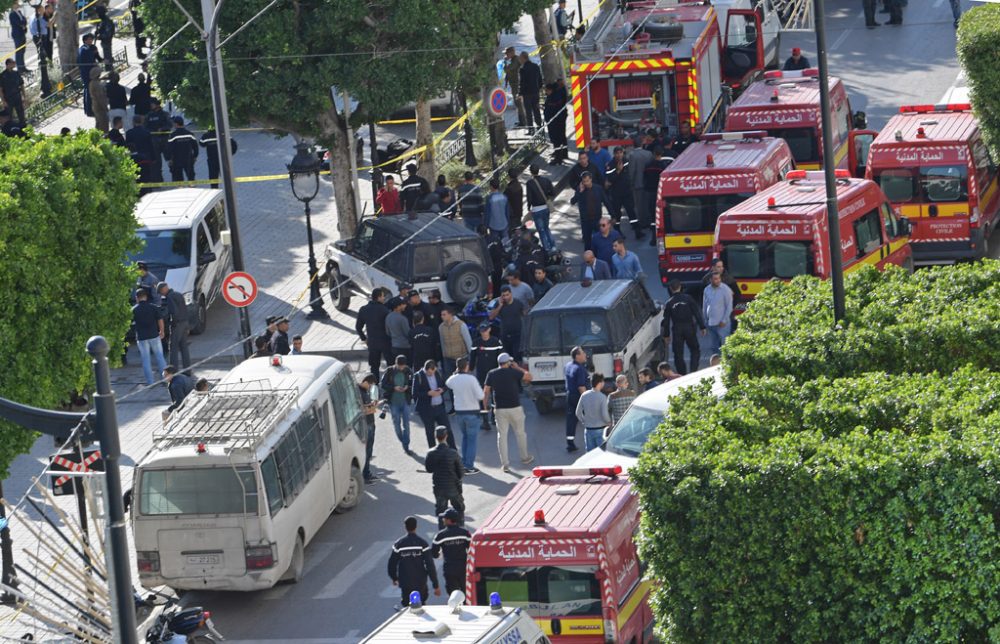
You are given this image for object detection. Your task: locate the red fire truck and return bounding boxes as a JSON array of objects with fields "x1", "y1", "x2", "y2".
[
  {"x1": 467, "y1": 465, "x2": 652, "y2": 644},
  {"x1": 724, "y1": 69, "x2": 876, "y2": 175},
  {"x1": 714, "y1": 170, "x2": 913, "y2": 311},
  {"x1": 655, "y1": 130, "x2": 794, "y2": 286},
  {"x1": 569, "y1": 0, "x2": 778, "y2": 149},
  {"x1": 866, "y1": 103, "x2": 1000, "y2": 264}
]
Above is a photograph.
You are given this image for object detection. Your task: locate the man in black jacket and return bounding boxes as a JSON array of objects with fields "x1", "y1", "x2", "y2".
[
  {"x1": 432, "y1": 508, "x2": 471, "y2": 593},
  {"x1": 380, "y1": 356, "x2": 414, "y2": 454},
  {"x1": 517, "y1": 52, "x2": 543, "y2": 132},
  {"x1": 145, "y1": 98, "x2": 171, "y2": 177},
  {"x1": 408, "y1": 311, "x2": 437, "y2": 372},
  {"x1": 269, "y1": 318, "x2": 291, "y2": 355},
  {"x1": 157, "y1": 281, "x2": 191, "y2": 370},
  {"x1": 388, "y1": 516, "x2": 440, "y2": 608},
  {"x1": 425, "y1": 426, "x2": 465, "y2": 527},
  {"x1": 413, "y1": 361, "x2": 454, "y2": 449},
  {"x1": 163, "y1": 366, "x2": 193, "y2": 414},
  {"x1": 400, "y1": 163, "x2": 431, "y2": 212},
  {"x1": 357, "y1": 288, "x2": 391, "y2": 377},
  {"x1": 8, "y1": 2, "x2": 28, "y2": 72},
  {"x1": 661, "y1": 279, "x2": 706, "y2": 375},
  {"x1": 167, "y1": 116, "x2": 199, "y2": 182}
]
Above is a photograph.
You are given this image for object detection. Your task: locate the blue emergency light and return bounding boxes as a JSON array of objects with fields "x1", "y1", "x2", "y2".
[
  {"x1": 409, "y1": 591, "x2": 423, "y2": 609},
  {"x1": 489, "y1": 592, "x2": 503, "y2": 609}
]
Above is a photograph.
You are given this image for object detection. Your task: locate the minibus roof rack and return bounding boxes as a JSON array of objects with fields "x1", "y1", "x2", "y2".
[{"x1": 153, "y1": 380, "x2": 299, "y2": 452}]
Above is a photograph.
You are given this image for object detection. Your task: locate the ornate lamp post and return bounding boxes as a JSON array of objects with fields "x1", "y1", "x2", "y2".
[{"x1": 288, "y1": 142, "x2": 330, "y2": 320}]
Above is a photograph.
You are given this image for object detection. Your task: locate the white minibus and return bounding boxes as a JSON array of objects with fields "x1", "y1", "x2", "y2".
[{"x1": 131, "y1": 355, "x2": 368, "y2": 591}]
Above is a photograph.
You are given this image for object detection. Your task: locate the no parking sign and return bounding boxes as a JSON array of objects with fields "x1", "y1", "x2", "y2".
[{"x1": 488, "y1": 87, "x2": 508, "y2": 116}]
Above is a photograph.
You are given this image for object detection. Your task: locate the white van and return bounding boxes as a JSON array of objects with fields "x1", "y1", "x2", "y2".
[
  {"x1": 573, "y1": 366, "x2": 725, "y2": 470},
  {"x1": 131, "y1": 188, "x2": 232, "y2": 334},
  {"x1": 131, "y1": 355, "x2": 368, "y2": 591},
  {"x1": 361, "y1": 592, "x2": 549, "y2": 644}
]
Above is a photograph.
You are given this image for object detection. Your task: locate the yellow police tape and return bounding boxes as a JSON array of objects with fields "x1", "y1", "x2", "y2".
[
  {"x1": 375, "y1": 116, "x2": 457, "y2": 125},
  {"x1": 138, "y1": 98, "x2": 483, "y2": 187}
]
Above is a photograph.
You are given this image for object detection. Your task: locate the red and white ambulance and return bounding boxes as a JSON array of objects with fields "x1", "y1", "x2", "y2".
[
  {"x1": 865, "y1": 103, "x2": 1000, "y2": 263},
  {"x1": 724, "y1": 69, "x2": 876, "y2": 175},
  {"x1": 467, "y1": 466, "x2": 651, "y2": 644},
  {"x1": 656, "y1": 131, "x2": 794, "y2": 286},
  {"x1": 714, "y1": 170, "x2": 913, "y2": 310}
]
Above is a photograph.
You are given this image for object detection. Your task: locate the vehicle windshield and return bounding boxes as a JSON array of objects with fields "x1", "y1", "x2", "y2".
[
  {"x1": 138, "y1": 466, "x2": 258, "y2": 515},
  {"x1": 723, "y1": 241, "x2": 812, "y2": 279},
  {"x1": 132, "y1": 229, "x2": 192, "y2": 270},
  {"x1": 527, "y1": 311, "x2": 611, "y2": 354},
  {"x1": 874, "y1": 165, "x2": 969, "y2": 203},
  {"x1": 664, "y1": 193, "x2": 755, "y2": 233},
  {"x1": 604, "y1": 405, "x2": 665, "y2": 457},
  {"x1": 768, "y1": 127, "x2": 819, "y2": 164},
  {"x1": 475, "y1": 565, "x2": 602, "y2": 618}
]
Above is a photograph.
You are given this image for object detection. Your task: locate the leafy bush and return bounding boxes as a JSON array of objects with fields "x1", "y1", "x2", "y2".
[
  {"x1": 632, "y1": 368, "x2": 1000, "y2": 642},
  {"x1": 958, "y1": 4, "x2": 1000, "y2": 160},
  {"x1": 723, "y1": 262, "x2": 1000, "y2": 383},
  {"x1": 0, "y1": 131, "x2": 139, "y2": 476}
]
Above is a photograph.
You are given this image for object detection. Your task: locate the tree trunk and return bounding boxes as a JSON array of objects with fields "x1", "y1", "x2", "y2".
[
  {"x1": 414, "y1": 98, "x2": 435, "y2": 183},
  {"x1": 56, "y1": 0, "x2": 78, "y2": 83},
  {"x1": 318, "y1": 104, "x2": 360, "y2": 238},
  {"x1": 532, "y1": 9, "x2": 563, "y2": 85}
]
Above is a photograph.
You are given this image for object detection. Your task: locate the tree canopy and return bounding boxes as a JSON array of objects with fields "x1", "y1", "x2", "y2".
[
  {"x1": 632, "y1": 262, "x2": 1000, "y2": 642},
  {"x1": 0, "y1": 131, "x2": 139, "y2": 477},
  {"x1": 139, "y1": 0, "x2": 548, "y2": 233},
  {"x1": 958, "y1": 4, "x2": 1000, "y2": 159}
]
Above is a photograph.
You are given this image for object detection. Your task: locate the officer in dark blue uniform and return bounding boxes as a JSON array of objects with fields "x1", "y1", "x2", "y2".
[
  {"x1": 431, "y1": 508, "x2": 472, "y2": 595},
  {"x1": 388, "y1": 516, "x2": 440, "y2": 608}
]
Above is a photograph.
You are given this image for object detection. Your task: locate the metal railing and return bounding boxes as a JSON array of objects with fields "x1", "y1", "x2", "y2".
[{"x1": 24, "y1": 45, "x2": 130, "y2": 126}]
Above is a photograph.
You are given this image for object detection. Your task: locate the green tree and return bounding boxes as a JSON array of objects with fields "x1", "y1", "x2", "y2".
[
  {"x1": 139, "y1": 0, "x2": 547, "y2": 236},
  {"x1": 631, "y1": 261, "x2": 1000, "y2": 642},
  {"x1": 957, "y1": 4, "x2": 1000, "y2": 159},
  {"x1": 0, "y1": 131, "x2": 139, "y2": 477}
]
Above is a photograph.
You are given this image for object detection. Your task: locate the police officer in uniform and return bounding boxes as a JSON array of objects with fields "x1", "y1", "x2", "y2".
[
  {"x1": 431, "y1": 508, "x2": 471, "y2": 595},
  {"x1": 400, "y1": 163, "x2": 431, "y2": 212},
  {"x1": 387, "y1": 516, "x2": 441, "y2": 608},
  {"x1": 661, "y1": 279, "x2": 706, "y2": 375},
  {"x1": 166, "y1": 116, "x2": 199, "y2": 182}
]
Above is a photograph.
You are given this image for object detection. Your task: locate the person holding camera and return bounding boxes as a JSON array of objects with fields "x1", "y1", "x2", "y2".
[{"x1": 358, "y1": 373, "x2": 380, "y2": 484}]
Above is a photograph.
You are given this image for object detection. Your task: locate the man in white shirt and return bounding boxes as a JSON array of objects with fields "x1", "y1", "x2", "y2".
[{"x1": 445, "y1": 357, "x2": 485, "y2": 474}]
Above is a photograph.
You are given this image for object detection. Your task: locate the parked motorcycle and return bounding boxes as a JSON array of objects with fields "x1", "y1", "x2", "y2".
[{"x1": 141, "y1": 592, "x2": 224, "y2": 643}]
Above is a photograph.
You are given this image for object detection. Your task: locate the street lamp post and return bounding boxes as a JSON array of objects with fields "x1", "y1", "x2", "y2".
[
  {"x1": 288, "y1": 142, "x2": 330, "y2": 320},
  {"x1": 812, "y1": 0, "x2": 847, "y2": 323}
]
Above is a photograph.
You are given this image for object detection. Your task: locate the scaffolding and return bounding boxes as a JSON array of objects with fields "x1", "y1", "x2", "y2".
[{"x1": 153, "y1": 380, "x2": 299, "y2": 453}]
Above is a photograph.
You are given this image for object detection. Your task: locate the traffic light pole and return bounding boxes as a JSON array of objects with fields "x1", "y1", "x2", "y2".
[{"x1": 812, "y1": 0, "x2": 846, "y2": 323}]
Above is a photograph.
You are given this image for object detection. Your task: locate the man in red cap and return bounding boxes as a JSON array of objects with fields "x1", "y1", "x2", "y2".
[{"x1": 782, "y1": 47, "x2": 810, "y2": 71}]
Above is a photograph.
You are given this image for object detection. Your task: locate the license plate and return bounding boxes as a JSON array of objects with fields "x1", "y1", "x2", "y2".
[
  {"x1": 533, "y1": 361, "x2": 557, "y2": 373},
  {"x1": 673, "y1": 253, "x2": 706, "y2": 263},
  {"x1": 186, "y1": 553, "x2": 221, "y2": 566}
]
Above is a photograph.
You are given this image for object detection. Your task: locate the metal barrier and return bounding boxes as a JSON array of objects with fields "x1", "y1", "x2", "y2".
[{"x1": 24, "y1": 46, "x2": 130, "y2": 126}]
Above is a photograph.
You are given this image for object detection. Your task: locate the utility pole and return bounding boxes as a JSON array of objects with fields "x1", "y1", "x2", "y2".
[
  {"x1": 86, "y1": 337, "x2": 137, "y2": 644},
  {"x1": 199, "y1": 0, "x2": 253, "y2": 357},
  {"x1": 812, "y1": 0, "x2": 846, "y2": 323}
]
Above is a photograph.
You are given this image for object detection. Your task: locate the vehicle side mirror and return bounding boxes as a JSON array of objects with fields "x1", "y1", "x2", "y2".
[
  {"x1": 897, "y1": 216, "x2": 911, "y2": 236},
  {"x1": 197, "y1": 251, "x2": 216, "y2": 266},
  {"x1": 853, "y1": 111, "x2": 868, "y2": 129}
]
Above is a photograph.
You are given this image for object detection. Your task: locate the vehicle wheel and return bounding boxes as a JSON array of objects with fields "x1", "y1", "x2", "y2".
[
  {"x1": 446, "y1": 262, "x2": 489, "y2": 302},
  {"x1": 190, "y1": 294, "x2": 207, "y2": 335},
  {"x1": 329, "y1": 265, "x2": 351, "y2": 312},
  {"x1": 281, "y1": 534, "x2": 305, "y2": 584},
  {"x1": 335, "y1": 464, "x2": 364, "y2": 513},
  {"x1": 534, "y1": 396, "x2": 553, "y2": 415}
]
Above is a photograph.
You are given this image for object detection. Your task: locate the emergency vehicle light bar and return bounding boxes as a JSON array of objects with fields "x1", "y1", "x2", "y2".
[
  {"x1": 899, "y1": 103, "x2": 971, "y2": 114},
  {"x1": 763, "y1": 68, "x2": 818, "y2": 81},
  {"x1": 701, "y1": 131, "x2": 768, "y2": 142},
  {"x1": 785, "y1": 169, "x2": 850, "y2": 181},
  {"x1": 533, "y1": 465, "x2": 623, "y2": 479}
]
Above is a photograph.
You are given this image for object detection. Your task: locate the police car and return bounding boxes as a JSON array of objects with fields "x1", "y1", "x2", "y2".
[{"x1": 361, "y1": 591, "x2": 549, "y2": 644}]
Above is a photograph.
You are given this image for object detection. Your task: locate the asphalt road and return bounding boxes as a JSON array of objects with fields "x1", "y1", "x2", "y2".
[{"x1": 171, "y1": 4, "x2": 977, "y2": 642}]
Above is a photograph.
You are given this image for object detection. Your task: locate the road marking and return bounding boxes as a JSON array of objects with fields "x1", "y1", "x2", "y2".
[
  {"x1": 303, "y1": 540, "x2": 341, "y2": 577},
  {"x1": 830, "y1": 26, "x2": 852, "y2": 51},
  {"x1": 313, "y1": 540, "x2": 392, "y2": 599}
]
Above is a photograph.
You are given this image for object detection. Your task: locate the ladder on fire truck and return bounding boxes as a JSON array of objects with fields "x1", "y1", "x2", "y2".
[{"x1": 765, "y1": 0, "x2": 813, "y2": 31}]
